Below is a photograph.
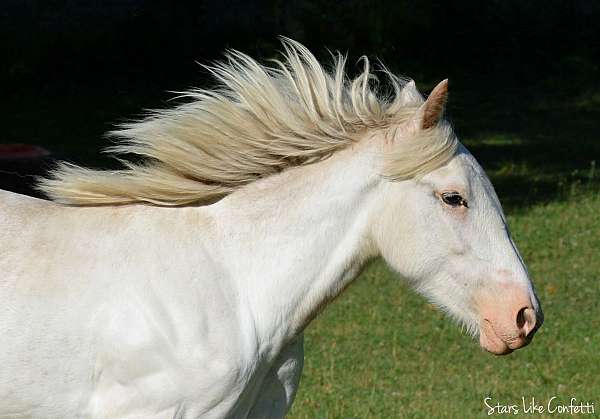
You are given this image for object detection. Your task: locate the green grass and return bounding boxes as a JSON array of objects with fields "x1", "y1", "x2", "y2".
[
  {"x1": 5, "y1": 72, "x2": 600, "y2": 418},
  {"x1": 289, "y1": 191, "x2": 600, "y2": 418},
  {"x1": 288, "y1": 79, "x2": 600, "y2": 417}
]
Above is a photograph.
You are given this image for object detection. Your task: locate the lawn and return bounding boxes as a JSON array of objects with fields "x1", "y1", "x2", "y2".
[
  {"x1": 288, "y1": 83, "x2": 600, "y2": 418},
  {"x1": 4, "y1": 71, "x2": 599, "y2": 418},
  {"x1": 288, "y1": 192, "x2": 600, "y2": 418}
]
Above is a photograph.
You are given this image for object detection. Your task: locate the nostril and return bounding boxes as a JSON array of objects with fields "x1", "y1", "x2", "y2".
[
  {"x1": 516, "y1": 307, "x2": 537, "y2": 336},
  {"x1": 516, "y1": 307, "x2": 526, "y2": 329}
]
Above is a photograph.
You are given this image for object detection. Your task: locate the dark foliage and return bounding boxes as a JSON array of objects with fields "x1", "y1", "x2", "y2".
[{"x1": 1, "y1": 1, "x2": 599, "y2": 205}]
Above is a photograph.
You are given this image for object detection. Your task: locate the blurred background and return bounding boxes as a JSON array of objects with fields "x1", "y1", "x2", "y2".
[
  {"x1": 2, "y1": 1, "x2": 599, "y2": 417},
  {"x1": 2, "y1": 0, "x2": 600, "y2": 203},
  {"x1": 2, "y1": 1, "x2": 600, "y2": 203}
]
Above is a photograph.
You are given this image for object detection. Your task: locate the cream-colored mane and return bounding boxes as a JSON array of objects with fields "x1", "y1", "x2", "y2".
[{"x1": 38, "y1": 38, "x2": 457, "y2": 206}]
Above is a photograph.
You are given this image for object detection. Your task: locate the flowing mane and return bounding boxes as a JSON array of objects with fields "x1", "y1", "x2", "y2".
[{"x1": 38, "y1": 38, "x2": 457, "y2": 206}]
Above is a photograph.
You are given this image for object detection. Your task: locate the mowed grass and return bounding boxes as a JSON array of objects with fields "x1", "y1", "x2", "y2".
[
  {"x1": 289, "y1": 191, "x2": 600, "y2": 418},
  {"x1": 5, "y1": 73, "x2": 599, "y2": 418},
  {"x1": 287, "y1": 80, "x2": 600, "y2": 418}
]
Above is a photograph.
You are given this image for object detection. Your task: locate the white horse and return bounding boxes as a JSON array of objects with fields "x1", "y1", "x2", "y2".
[{"x1": 0, "y1": 39, "x2": 542, "y2": 418}]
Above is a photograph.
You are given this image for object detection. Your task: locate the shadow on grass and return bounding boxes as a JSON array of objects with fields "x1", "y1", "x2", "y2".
[
  {"x1": 2, "y1": 76, "x2": 599, "y2": 211},
  {"x1": 449, "y1": 79, "x2": 600, "y2": 212}
]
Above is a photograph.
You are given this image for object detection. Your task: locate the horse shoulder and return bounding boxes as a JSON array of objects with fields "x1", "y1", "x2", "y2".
[
  {"x1": 245, "y1": 334, "x2": 305, "y2": 419},
  {"x1": 0, "y1": 195, "x2": 252, "y2": 416}
]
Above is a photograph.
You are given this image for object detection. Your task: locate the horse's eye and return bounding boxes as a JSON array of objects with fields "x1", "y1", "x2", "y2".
[{"x1": 441, "y1": 192, "x2": 468, "y2": 208}]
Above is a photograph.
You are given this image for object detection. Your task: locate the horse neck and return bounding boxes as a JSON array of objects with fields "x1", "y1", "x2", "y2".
[{"x1": 212, "y1": 139, "x2": 381, "y2": 352}]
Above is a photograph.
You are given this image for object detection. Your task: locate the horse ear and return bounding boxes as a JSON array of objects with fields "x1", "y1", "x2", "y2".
[
  {"x1": 398, "y1": 80, "x2": 423, "y2": 105},
  {"x1": 415, "y1": 79, "x2": 448, "y2": 129}
]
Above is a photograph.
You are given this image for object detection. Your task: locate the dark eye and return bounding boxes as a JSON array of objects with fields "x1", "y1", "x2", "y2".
[{"x1": 441, "y1": 192, "x2": 468, "y2": 208}]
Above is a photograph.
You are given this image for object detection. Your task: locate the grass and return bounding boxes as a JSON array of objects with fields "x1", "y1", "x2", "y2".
[
  {"x1": 288, "y1": 82, "x2": 600, "y2": 418},
  {"x1": 288, "y1": 191, "x2": 600, "y2": 418},
  {"x1": 4, "y1": 71, "x2": 600, "y2": 418}
]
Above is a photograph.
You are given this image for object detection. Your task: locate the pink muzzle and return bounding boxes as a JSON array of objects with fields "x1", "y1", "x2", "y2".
[{"x1": 476, "y1": 281, "x2": 541, "y2": 355}]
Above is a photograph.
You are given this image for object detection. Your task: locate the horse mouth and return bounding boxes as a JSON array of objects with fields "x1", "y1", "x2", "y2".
[{"x1": 479, "y1": 319, "x2": 531, "y2": 355}]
